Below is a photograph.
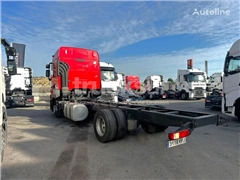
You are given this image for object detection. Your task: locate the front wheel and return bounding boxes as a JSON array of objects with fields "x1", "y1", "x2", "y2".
[
  {"x1": 236, "y1": 103, "x2": 240, "y2": 121},
  {"x1": 50, "y1": 98, "x2": 54, "y2": 111},
  {"x1": 181, "y1": 92, "x2": 187, "y2": 100}
]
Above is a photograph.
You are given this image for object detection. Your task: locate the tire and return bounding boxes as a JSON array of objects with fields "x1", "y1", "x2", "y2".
[
  {"x1": 236, "y1": 103, "x2": 240, "y2": 121},
  {"x1": 149, "y1": 94, "x2": 153, "y2": 100},
  {"x1": 142, "y1": 94, "x2": 147, "y2": 100},
  {"x1": 140, "y1": 122, "x2": 168, "y2": 134},
  {"x1": 181, "y1": 92, "x2": 187, "y2": 100},
  {"x1": 50, "y1": 98, "x2": 54, "y2": 111},
  {"x1": 1, "y1": 113, "x2": 7, "y2": 162},
  {"x1": 53, "y1": 102, "x2": 62, "y2": 118},
  {"x1": 110, "y1": 108, "x2": 127, "y2": 140},
  {"x1": 94, "y1": 109, "x2": 117, "y2": 143}
]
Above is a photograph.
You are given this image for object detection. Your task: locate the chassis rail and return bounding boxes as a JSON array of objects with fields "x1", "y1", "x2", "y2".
[
  {"x1": 54, "y1": 99, "x2": 224, "y2": 145},
  {"x1": 84, "y1": 100, "x2": 220, "y2": 129}
]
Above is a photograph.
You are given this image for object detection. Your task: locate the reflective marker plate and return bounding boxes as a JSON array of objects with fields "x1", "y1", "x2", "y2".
[{"x1": 166, "y1": 137, "x2": 186, "y2": 148}]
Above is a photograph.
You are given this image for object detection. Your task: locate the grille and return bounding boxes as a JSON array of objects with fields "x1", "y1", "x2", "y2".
[{"x1": 194, "y1": 88, "x2": 204, "y2": 97}]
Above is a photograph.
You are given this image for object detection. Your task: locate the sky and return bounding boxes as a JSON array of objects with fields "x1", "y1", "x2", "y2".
[{"x1": 1, "y1": 0, "x2": 239, "y2": 81}]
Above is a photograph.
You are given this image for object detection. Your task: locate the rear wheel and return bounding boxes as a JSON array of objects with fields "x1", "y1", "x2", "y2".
[
  {"x1": 94, "y1": 109, "x2": 117, "y2": 143},
  {"x1": 140, "y1": 122, "x2": 168, "y2": 134},
  {"x1": 110, "y1": 108, "x2": 127, "y2": 140}
]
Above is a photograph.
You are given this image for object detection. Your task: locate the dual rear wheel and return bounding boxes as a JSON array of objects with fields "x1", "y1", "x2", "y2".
[
  {"x1": 93, "y1": 108, "x2": 168, "y2": 143},
  {"x1": 94, "y1": 108, "x2": 127, "y2": 143}
]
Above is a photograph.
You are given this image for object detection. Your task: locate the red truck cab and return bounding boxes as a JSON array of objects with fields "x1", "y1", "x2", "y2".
[
  {"x1": 125, "y1": 75, "x2": 140, "y2": 92},
  {"x1": 46, "y1": 46, "x2": 101, "y2": 106}
]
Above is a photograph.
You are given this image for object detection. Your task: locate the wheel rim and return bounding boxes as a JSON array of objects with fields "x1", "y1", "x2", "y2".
[
  {"x1": 182, "y1": 93, "x2": 185, "y2": 99},
  {"x1": 96, "y1": 116, "x2": 106, "y2": 136}
]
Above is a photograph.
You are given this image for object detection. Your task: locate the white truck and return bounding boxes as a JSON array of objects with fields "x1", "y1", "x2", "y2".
[
  {"x1": 4, "y1": 66, "x2": 34, "y2": 108},
  {"x1": 206, "y1": 72, "x2": 223, "y2": 94},
  {"x1": 144, "y1": 75, "x2": 164, "y2": 90},
  {"x1": 143, "y1": 75, "x2": 166, "y2": 100},
  {"x1": 176, "y1": 69, "x2": 207, "y2": 100},
  {"x1": 222, "y1": 39, "x2": 240, "y2": 121},
  {"x1": 116, "y1": 73, "x2": 125, "y2": 89},
  {"x1": 99, "y1": 62, "x2": 118, "y2": 102}
]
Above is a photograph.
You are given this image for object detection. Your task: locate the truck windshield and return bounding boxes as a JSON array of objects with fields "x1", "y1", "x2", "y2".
[
  {"x1": 188, "y1": 74, "x2": 206, "y2": 82},
  {"x1": 101, "y1": 70, "x2": 117, "y2": 81},
  {"x1": 226, "y1": 57, "x2": 240, "y2": 75}
]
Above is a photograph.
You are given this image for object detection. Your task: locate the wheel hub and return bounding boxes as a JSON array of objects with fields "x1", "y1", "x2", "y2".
[{"x1": 96, "y1": 116, "x2": 106, "y2": 136}]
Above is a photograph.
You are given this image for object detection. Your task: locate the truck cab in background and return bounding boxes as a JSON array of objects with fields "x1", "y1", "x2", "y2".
[
  {"x1": 143, "y1": 75, "x2": 166, "y2": 100},
  {"x1": 222, "y1": 39, "x2": 240, "y2": 121},
  {"x1": 176, "y1": 59, "x2": 207, "y2": 100},
  {"x1": 125, "y1": 75, "x2": 140, "y2": 92},
  {"x1": 206, "y1": 72, "x2": 223, "y2": 95},
  {"x1": 4, "y1": 67, "x2": 34, "y2": 107},
  {"x1": 116, "y1": 73, "x2": 125, "y2": 89},
  {"x1": 99, "y1": 62, "x2": 118, "y2": 102}
]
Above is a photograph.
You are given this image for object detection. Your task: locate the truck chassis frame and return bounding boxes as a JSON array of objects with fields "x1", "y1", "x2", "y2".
[{"x1": 53, "y1": 99, "x2": 223, "y2": 146}]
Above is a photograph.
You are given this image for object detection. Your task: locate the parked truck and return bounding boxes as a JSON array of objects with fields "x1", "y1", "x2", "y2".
[
  {"x1": 117, "y1": 73, "x2": 125, "y2": 89},
  {"x1": 2, "y1": 42, "x2": 34, "y2": 108},
  {"x1": 142, "y1": 75, "x2": 166, "y2": 100},
  {"x1": 4, "y1": 66, "x2": 34, "y2": 108},
  {"x1": 45, "y1": 46, "x2": 102, "y2": 117},
  {"x1": 206, "y1": 72, "x2": 223, "y2": 94},
  {"x1": 1, "y1": 38, "x2": 18, "y2": 161},
  {"x1": 176, "y1": 59, "x2": 207, "y2": 100},
  {"x1": 222, "y1": 39, "x2": 240, "y2": 121},
  {"x1": 205, "y1": 72, "x2": 223, "y2": 110},
  {"x1": 99, "y1": 62, "x2": 118, "y2": 103},
  {"x1": 125, "y1": 75, "x2": 141, "y2": 92},
  {"x1": 45, "y1": 46, "x2": 225, "y2": 147}
]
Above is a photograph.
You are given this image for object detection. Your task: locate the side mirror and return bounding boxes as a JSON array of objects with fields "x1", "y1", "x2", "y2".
[
  {"x1": 5, "y1": 47, "x2": 16, "y2": 56},
  {"x1": 46, "y1": 63, "x2": 50, "y2": 69},
  {"x1": 46, "y1": 69, "x2": 50, "y2": 77},
  {"x1": 7, "y1": 60, "x2": 17, "y2": 75}
]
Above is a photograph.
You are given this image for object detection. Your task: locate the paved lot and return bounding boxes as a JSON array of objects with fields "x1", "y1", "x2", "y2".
[{"x1": 1, "y1": 100, "x2": 240, "y2": 180}]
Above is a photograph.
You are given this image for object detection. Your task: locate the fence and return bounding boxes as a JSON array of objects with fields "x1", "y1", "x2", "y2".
[
  {"x1": 33, "y1": 85, "x2": 51, "y2": 94},
  {"x1": 163, "y1": 82, "x2": 176, "y2": 90}
]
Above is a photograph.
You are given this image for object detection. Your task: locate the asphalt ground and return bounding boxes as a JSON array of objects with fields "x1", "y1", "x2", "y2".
[{"x1": 1, "y1": 99, "x2": 239, "y2": 180}]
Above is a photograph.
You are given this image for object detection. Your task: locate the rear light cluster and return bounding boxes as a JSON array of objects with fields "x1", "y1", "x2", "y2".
[
  {"x1": 27, "y1": 98, "x2": 34, "y2": 102},
  {"x1": 168, "y1": 129, "x2": 191, "y2": 140}
]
